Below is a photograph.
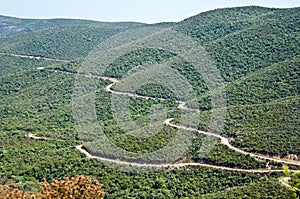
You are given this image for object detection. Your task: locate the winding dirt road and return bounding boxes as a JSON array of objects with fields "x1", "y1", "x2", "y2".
[
  {"x1": 25, "y1": 72, "x2": 300, "y2": 173},
  {"x1": 4, "y1": 51, "x2": 298, "y2": 172},
  {"x1": 103, "y1": 77, "x2": 300, "y2": 167},
  {"x1": 25, "y1": 133, "x2": 298, "y2": 174}
]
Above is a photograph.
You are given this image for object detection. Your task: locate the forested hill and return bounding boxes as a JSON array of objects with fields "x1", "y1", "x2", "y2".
[
  {"x1": 0, "y1": 15, "x2": 144, "y2": 59},
  {"x1": 0, "y1": 15, "x2": 143, "y2": 36},
  {"x1": 177, "y1": 6, "x2": 300, "y2": 82}
]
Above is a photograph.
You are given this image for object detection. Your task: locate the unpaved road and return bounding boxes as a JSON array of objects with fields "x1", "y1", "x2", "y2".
[
  {"x1": 5, "y1": 51, "x2": 297, "y2": 171},
  {"x1": 104, "y1": 78, "x2": 300, "y2": 167},
  {"x1": 25, "y1": 73, "x2": 300, "y2": 172},
  {"x1": 26, "y1": 134, "x2": 298, "y2": 173},
  {"x1": 165, "y1": 119, "x2": 300, "y2": 166}
]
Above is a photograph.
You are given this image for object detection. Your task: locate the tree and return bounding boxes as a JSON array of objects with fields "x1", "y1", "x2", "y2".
[
  {"x1": 282, "y1": 165, "x2": 300, "y2": 199},
  {"x1": 0, "y1": 175, "x2": 105, "y2": 199}
]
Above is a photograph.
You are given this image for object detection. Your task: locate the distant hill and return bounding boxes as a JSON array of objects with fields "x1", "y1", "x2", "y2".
[
  {"x1": 0, "y1": 15, "x2": 144, "y2": 59},
  {"x1": 0, "y1": 15, "x2": 143, "y2": 36}
]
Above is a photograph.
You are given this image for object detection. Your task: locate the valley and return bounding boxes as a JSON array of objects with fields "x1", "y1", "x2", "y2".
[{"x1": 0, "y1": 6, "x2": 299, "y2": 198}]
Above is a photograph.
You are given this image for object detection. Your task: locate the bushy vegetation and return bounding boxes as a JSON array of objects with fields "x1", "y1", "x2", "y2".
[
  {"x1": 0, "y1": 69, "x2": 79, "y2": 140},
  {"x1": 197, "y1": 57, "x2": 300, "y2": 109},
  {"x1": 289, "y1": 171, "x2": 300, "y2": 198},
  {"x1": 0, "y1": 6, "x2": 299, "y2": 198},
  {"x1": 176, "y1": 6, "x2": 277, "y2": 45},
  {"x1": 227, "y1": 97, "x2": 299, "y2": 156},
  {"x1": 177, "y1": 7, "x2": 300, "y2": 82}
]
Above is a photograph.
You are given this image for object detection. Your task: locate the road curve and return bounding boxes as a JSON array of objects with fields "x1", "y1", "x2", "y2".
[
  {"x1": 165, "y1": 119, "x2": 300, "y2": 166},
  {"x1": 3, "y1": 51, "x2": 297, "y2": 171},
  {"x1": 25, "y1": 73, "x2": 300, "y2": 172},
  {"x1": 26, "y1": 133, "x2": 298, "y2": 173},
  {"x1": 103, "y1": 77, "x2": 300, "y2": 167}
]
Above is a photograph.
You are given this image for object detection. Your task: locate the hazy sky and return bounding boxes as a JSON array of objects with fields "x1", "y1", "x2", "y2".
[{"x1": 1, "y1": 0, "x2": 299, "y2": 23}]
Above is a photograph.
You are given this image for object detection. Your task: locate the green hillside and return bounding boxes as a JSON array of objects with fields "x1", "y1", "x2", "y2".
[
  {"x1": 197, "y1": 56, "x2": 300, "y2": 109},
  {"x1": 0, "y1": 6, "x2": 299, "y2": 198},
  {"x1": 176, "y1": 6, "x2": 277, "y2": 45},
  {"x1": 178, "y1": 6, "x2": 300, "y2": 82},
  {"x1": 0, "y1": 15, "x2": 144, "y2": 60}
]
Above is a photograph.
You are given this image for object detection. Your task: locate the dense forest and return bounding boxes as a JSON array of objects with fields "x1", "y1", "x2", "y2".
[{"x1": 0, "y1": 6, "x2": 299, "y2": 198}]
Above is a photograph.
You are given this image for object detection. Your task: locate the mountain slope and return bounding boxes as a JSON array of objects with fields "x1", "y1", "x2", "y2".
[
  {"x1": 177, "y1": 6, "x2": 300, "y2": 82},
  {"x1": 0, "y1": 15, "x2": 143, "y2": 36},
  {"x1": 196, "y1": 56, "x2": 300, "y2": 109},
  {"x1": 0, "y1": 15, "x2": 144, "y2": 60}
]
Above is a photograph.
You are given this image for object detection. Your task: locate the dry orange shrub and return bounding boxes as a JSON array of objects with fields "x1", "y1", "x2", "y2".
[{"x1": 0, "y1": 175, "x2": 105, "y2": 199}]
